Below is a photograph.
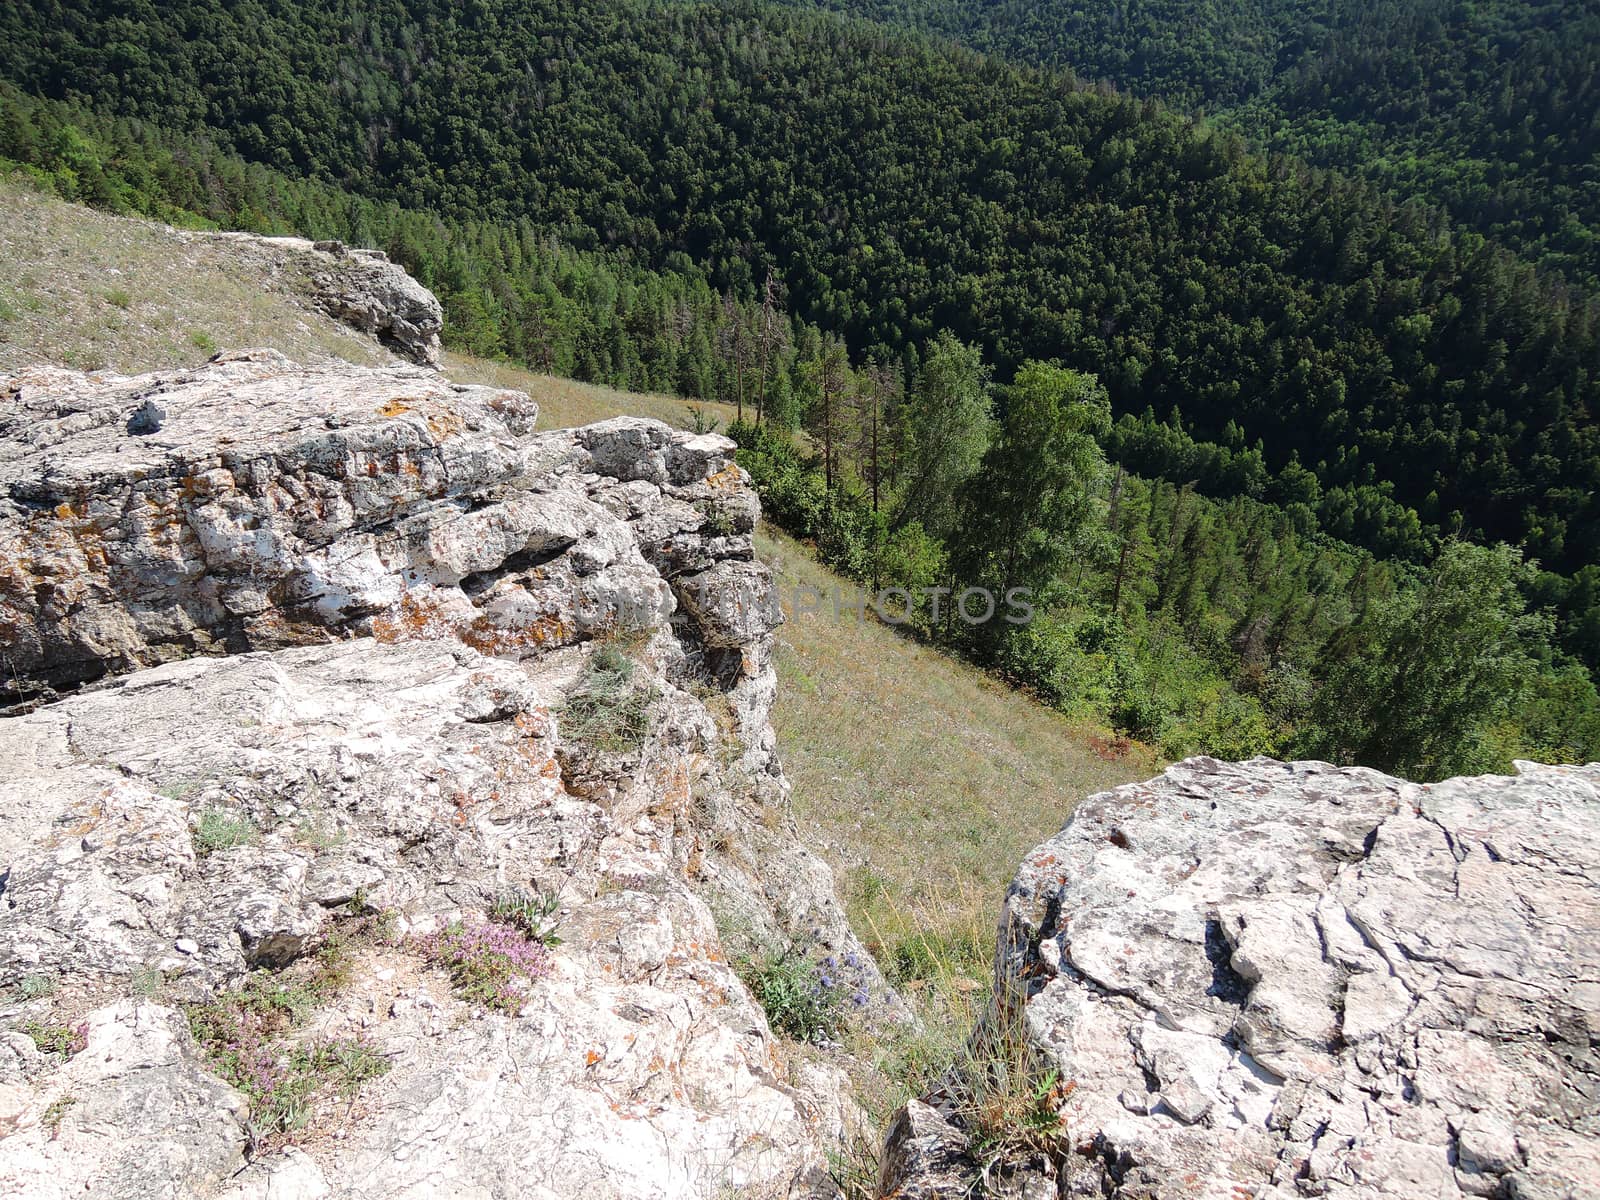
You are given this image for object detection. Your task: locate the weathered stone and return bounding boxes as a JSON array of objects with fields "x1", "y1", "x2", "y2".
[
  {"x1": 890, "y1": 757, "x2": 1600, "y2": 1200},
  {"x1": 0, "y1": 360, "x2": 880, "y2": 1198},
  {"x1": 878, "y1": 1100, "x2": 972, "y2": 1200},
  {"x1": 0, "y1": 1000, "x2": 248, "y2": 1199},
  {"x1": 0, "y1": 358, "x2": 780, "y2": 714},
  {"x1": 202, "y1": 233, "x2": 445, "y2": 366}
]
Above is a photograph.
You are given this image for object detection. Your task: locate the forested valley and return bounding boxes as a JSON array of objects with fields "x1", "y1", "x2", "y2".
[
  {"x1": 1, "y1": 0, "x2": 1597, "y2": 776},
  {"x1": 772, "y1": 0, "x2": 1600, "y2": 288}
]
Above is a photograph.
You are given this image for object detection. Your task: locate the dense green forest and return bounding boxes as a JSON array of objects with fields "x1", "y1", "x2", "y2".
[
  {"x1": 1, "y1": 0, "x2": 1598, "y2": 772},
  {"x1": 772, "y1": 0, "x2": 1600, "y2": 286},
  {"x1": 3, "y1": 0, "x2": 1598, "y2": 665}
]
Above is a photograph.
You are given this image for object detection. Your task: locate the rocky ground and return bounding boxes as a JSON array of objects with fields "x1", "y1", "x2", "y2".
[
  {"x1": 883, "y1": 756, "x2": 1600, "y2": 1200},
  {"x1": 4, "y1": 236, "x2": 1598, "y2": 1200},
  {"x1": 0, "y1": 351, "x2": 888, "y2": 1198},
  {"x1": 0, "y1": 179, "x2": 440, "y2": 375}
]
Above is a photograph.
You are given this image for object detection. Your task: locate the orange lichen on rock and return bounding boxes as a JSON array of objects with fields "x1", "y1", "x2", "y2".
[{"x1": 704, "y1": 464, "x2": 742, "y2": 492}]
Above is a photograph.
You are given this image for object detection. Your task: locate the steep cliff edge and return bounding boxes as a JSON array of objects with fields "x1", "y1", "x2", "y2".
[
  {"x1": 883, "y1": 757, "x2": 1600, "y2": 1199},
  {"x1": 0, "y1": 352, "x2": 880, "y2": 1198}
]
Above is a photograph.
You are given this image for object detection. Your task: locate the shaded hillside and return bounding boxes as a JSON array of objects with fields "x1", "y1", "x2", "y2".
[
  {"x1": 774, "y1": 0, "x2": 1600, "y2": 285},
  {"x1": 1, "y1": 0, "x2": 1597, "y2": 590}
]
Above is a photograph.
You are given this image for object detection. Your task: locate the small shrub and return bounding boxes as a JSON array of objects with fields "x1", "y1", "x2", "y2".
[
  {"x1": 420, "y1": 920, "x2": 551, "y2": 1013},
  {"x1": 131, "y1": 965, "x2": 167, "y2": 999},
  {"x1": 685, "y1": 404, "x2": 721, "y2": 435},
  {"x1": 17, "y1": 973, "x2": 57, "y2": 1001},
  {"x1": 102, "y1": 286, "x2": 132, "y2": 308},
  {"x1": 738, "y1": 946, "x2": 871, "y2": 1043},
  {"x1": 41, "y1": 1094, "x2": 76, "y2": 1134},
  {"x1": 697, "y1": 501, "x2": 737, "y2": 538},
  {"x1": 559, "y1": 643, "x2": 657, "y2": 753},
  {"x1": 193, "y1": 806, "x2": 256, "y2": 855},
  {"x1": 190, "y1": 330, "x2": 217, "y2": 354},
  {"x1": 22, "y1": 1020, "x2": 88, "y2": 1060},
  {"x1": 0, "y1": 294, "x2": 17, "y2": 322},
  {"x1": 488, "y1": 887, "x2": 564, "y2": 947}
]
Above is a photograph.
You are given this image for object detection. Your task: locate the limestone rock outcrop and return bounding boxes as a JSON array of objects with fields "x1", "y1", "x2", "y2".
[
  {"x1": 201, "y1": 233, "x2": 445, "y2": 366},
  {"x1": 0, "y1": 354, "x2": 879, "y2": 1198},
  {"x1": 884, "y1": 757, "x2": 1600, "y2": 1200}
]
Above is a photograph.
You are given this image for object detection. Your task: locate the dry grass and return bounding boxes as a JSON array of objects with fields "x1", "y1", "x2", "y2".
[
  {"x1": 0, "y1": 176, "x2": 392, "y2": 374},
  {"x1": 758, "y1": 522, "x2": 1159, "y2": 1117},
  {"x1": 443, "y1": 352, "x2": 739, "y2": 433}
]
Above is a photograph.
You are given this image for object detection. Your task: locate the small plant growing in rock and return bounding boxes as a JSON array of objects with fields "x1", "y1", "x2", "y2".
[
  {"x1": 685, "y1": 405, "x2": 722, "y2": 435},
  {"x1": 41, "y1": 1094, "x2": 76, "y2": 1136},
  {"x1": 193, "y1": 806, "x2": 256, "y2": 855},
  {"x1": 420, "y1": 920, "x2": 551, "y2": 1014},
  {"x1": 21, "y1": 1020, "x2": 88, "y2": 1061},
  {"x1": 188, "y1": 953, "x2": 390, "y2": 1148},
  {"x1": 130, "y1": 965, "x2": 167, "y2": 999},
  {"x1": 17, "y1": 973, "x2": 57, "y2": 1001},
  {"x1": 489, "y1": 887, "x2": 564, "y2": 948},
  {"x1": 696, "y1": 501, "x2": 737, "y2": 538},
  {"x1": 558, "y1": 643, "x2": 657, "y2": 754},
  {"x1": 738, "y1": 946, "x2": 872, "y2": 1043},
  {"x1": 951, "y1": 1001, "x2": 1072, "y2": 1177}
]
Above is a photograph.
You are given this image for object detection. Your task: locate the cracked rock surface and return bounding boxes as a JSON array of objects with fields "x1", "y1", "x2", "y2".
[
  {"x1": 886, "y1": 756, "x2": 1600, "y2": 1200},
  {"x1": 0, "y1": 356, "x2": 881, "y2": 1198},
  {"x1": 198, "y1": 232, "x2": 446, "y2": 366}
]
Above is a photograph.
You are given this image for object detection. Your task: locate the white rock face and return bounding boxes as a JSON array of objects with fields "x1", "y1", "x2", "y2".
[
  {"x1": 0, "y1": 358, "x2": 877, "y2": 1198},
  {"x1": 199, "y1": 233, "x2": 446, "y2": 366},
  {"x1": 884, "y1": 757, "x2": 1600, "y2": 1199}
]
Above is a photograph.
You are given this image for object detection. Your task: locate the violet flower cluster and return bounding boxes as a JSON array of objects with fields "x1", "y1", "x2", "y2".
[{"x1": 422, "y1": 919, "x2": 553, "y2": 1013}]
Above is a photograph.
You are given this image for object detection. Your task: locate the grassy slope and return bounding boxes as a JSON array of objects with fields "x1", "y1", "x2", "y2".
[
  {"x1": 0, "y1": 177, "x2": 393, "y2": 373},
  {"x1": 759, "y1": 525, "x2": 1157, "y2": 1097},
  {"x1": 442, "y1": 352, "x2": 739, "y2": 434}
]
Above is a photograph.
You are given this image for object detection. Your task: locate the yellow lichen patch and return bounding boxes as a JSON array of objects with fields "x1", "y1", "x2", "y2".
[
  {"x1": 458, "y1": 610, "x2": 578, "y2": 657},
  {"x1": 704, "y1": 463, "x2": 741, "y2": 492},
  {"x1": 53, "y1": 798, "x2": 107, "y2": 844},
  {"x1": 648, "y1": 761, "x2": 693, "y2": 822},
  {"x1": 375, "y1": 398, "x2": 413, "y2": 419},
  {"x1": 425, "y1": 410, "x2": 465, "y2": 440},
  {"x1": 512, "y1": 708, "x2": 552, "y2": 739},
  {"x1": 371, "y1": 592, "x2": 461, "y2": 644}
]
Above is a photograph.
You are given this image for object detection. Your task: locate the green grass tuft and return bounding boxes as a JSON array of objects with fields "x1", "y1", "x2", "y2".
[
  {"x1": 558, "y1": 643, "x2": 657, "y2": 754},
  {"x1": 193, "y1": 806, "x2": 256, "y2": 855}
]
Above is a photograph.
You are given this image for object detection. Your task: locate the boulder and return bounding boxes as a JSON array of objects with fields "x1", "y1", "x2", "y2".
[
  {"x1": 201, "y1": 233, "x2": 445, "y2": 366},
  {"x1": 885, "y1": 756, "x2": 1600, "y2": 1200}
]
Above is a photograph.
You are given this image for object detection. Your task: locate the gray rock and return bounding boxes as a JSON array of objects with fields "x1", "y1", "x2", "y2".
[
  {"x1": 890, "y1": 756, "x2": 1600, "y2": 1200},
  {"x1": 127, "y1": 397, "x2": 168, "y2": 434},
  {"x1": 877, "y1": 1100, "x2": 972, "y2": 1200},
  {"x1": 0, "y1": 1000, "x2": 247, "y2": 1199},
  {"x1": 199, "y1": 233, "x2": 444, "y2": 366},
  {"x1": 0, "y1": 358, "x2": 881, "y2": 1198},
  {"x1": 0, "y1": 359, "x2": 778, "y2": 714}
]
